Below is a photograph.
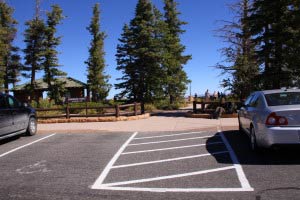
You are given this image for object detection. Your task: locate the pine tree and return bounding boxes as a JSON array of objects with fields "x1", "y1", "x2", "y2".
[
  {"x1": 215, "y1": 0, "x2": 259, "y2": 99},
  {"x1": 43, "y1": 4, "x2": 66, "y2": 104},
  {"x1": 86, "y1": 3, "x2": 111, "y2": 102},
  {"x1": 115, "y1": 0, "x2": 164, "y2": 112},
  {"x1": 115, "y1": 24, "x2": 139, "y2": 101},
  {"x1": 163, "y1": 0, "x2": 191, "y2": 104},
  {"x1": 248, "y1": 0, "x2": 299, "y2": 89},
  {"x1": 0, "y1": 1, "x2": 21, "y2": 93},
  {"x1": 23, "y1": 12, "x2": 46, "y2": 102}
]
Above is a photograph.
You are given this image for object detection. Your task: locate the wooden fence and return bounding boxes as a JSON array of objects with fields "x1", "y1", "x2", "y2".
[{"x1": 36, "y1": 102, "x2": 141, "y2": 119}]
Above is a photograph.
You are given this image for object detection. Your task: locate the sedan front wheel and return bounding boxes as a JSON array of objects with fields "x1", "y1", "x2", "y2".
[{"x1": 26, "y1": 117, "x2": 37, "y2": 136}]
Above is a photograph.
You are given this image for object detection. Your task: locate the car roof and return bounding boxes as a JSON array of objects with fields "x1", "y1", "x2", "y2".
[{"x1": 261, "y1": 88, "x2": 300, "y2": 95}]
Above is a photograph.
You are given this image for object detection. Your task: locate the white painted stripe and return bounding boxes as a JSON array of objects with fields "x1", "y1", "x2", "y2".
[
  {"x1": 122, "y1": 142, "x2": 223, "y2": 155},
  {"x1": 98, "y1": 186, "x2": 254, "y2": 192},
  {"x1": 129, "y1": 135, "x2": 219, "y2": 146},
  {"x1": 91, "y1": 132, "x2": 138, "y2": 190},
  {"x1": 133, "y1": 131, "x2": 205, "y2": 140},
  {"x1": 0, "y1": 134, "x2": 56, "y2": 158},
  {"x1": 219, "y1": 132, "x2": 253, "y2": 190},
  {"x1": 102, "y1": 166, "x2": 235, "y2": 187},
  {"x1": 112, "y1": 151, "x2": 228, "y2": 169}
]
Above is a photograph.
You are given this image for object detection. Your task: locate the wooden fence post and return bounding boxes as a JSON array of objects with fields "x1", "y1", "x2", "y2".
[
  {"x1": 66, "y1": 99, "x2": 70, "y2": 119},
  {"x1": 193, "y1": 101, "x2": 197, "y2": 113},
  {"x1": 115, "y1": 104, "x2": 120, "y2": 118},
  {"x1": 201, "y1": 102, "x2": 205, "y2": 112},
  {"x1": 134, "y1": 102, "x2": 138, "y2": 116},
  {"x1": 85, "y1": 97, "x2": 88, "y2": 117}
]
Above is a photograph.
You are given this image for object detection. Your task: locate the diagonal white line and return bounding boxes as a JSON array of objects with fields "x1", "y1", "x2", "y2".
[
  {"x1": 102, "y1": 166, "x2": 236, "y2": 187},
  {"x1": 128, "y1": 135, "x2": 219, "y2": 146},
  {"x1": 112, "y1": 151, "x2": 228, "y2": 169},
  {"x1": 91, "y1": 132, "x2": 138, "y2": 189},
  {"x1": 133, "y1": 131, "x2": 205, "y2": 140},
  {"x1": 0, "y1": 134, "x2": 56, "y2": 158},
  {"x1": 122, "y1": 142, "x2": 224, "y2": 155},
  {"x1": 219, "y1": 131, "x2": 253, "y2": 190}
]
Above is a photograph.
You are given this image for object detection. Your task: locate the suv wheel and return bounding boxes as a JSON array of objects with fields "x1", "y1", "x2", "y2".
[{"x1": 26, "y1": 117, "x2": 37, "y2": 136}]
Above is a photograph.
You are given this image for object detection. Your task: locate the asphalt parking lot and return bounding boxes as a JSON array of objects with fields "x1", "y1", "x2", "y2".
[{"x1": 0, "y1": 130, "x2": 300, "y2": 200}]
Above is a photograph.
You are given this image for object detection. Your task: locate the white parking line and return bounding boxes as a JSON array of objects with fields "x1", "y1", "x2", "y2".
[
  {"x1": 113, "y1": 151, "x2": 228, "y2": 169},
  {"x1": 129, "y1": 135, "x2": 218, "y2": 146},
  {"x1": 134, "y1": 131, "x2": 205, "y2": 140},
  {"x1": 98, "y1": 186, "x2": 253, "y2": 192},
  {"x1": 219, "y1": 132, "x2": 253, "y2": 190},
  {"x1": 92, "y1": 131, "x2": 254, "y2": 192},
  {"x1": 103, "y1": 166, "x2": 236, "y2": 187},
  {"x1": 0, "y1": 134, "x2": 56, "y2": 158},
  {"x1": 122, "y1": 141, "x2": 223, "y2": 155},
  {"x1": 91, "y1": 132, "x2": 138, "y2": 189}
]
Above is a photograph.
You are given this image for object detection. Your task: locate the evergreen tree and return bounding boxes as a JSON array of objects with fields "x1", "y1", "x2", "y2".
[
  {"x1": 248, "y1": 0, "x2": 300, "y2": 89},
  {"x1": 115, "y1": 24, "x2": 139, "y2": 101},
  {"x1": 43, "y1": 4, "x2": 66, "y2": 104},
  {"x1": 215, "y1": 0, "x2": 259, "y2": 99},
  {"x1": 23, "y1": 14, "x2": 46, "y2": 101},
  {"x1": 115, "y1": 0, "x2": 164, "y2": 112},
  {"x1": 0, "y1": 1, "x2": 21, "y2": 93},
  {"x1": 86, "y1": 3, "x2": 111, "y2": 102},
  {"x1": 163, "y1": 0, "x2": 191, "y2": 104}
]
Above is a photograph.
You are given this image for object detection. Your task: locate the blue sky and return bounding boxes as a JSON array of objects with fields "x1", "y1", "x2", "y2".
[{"x1": 7, "y1": 0, "x2": 235, "y2": 98}]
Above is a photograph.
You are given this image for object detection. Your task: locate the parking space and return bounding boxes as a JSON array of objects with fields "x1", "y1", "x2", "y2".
[
  {"x1": 1, "y1": 130, "x2": 300, "y2": 199},
  {"x1": 92, "y1": 131, "x2": 254, "y2": 192}
]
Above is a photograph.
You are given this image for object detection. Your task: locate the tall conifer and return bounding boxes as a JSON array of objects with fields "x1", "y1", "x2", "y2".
[
  {"x1": 43, "y1": 5, "x2": 66, "y2": 104},
  {"x1": 215, "y1": 0, "x2": 259, "y2": 99},
  {"x1": 115, "y1": 0, "x2": 164, "y2": 112},
  {"x1": 0, "y1": 1, "x2": 21, "y2": 93},
  {"x1": 23, "y1": 2, "x2": 46, "y2": 102},
  {"x1": 86, "y1": 3, "x2": 110, "y2": 102},
  {"x1": 248, "y1": 0, "x2": 300, "y2": 89},
  {"x1": 163, "y1": 0, "x2": 191, "y2": 104}
]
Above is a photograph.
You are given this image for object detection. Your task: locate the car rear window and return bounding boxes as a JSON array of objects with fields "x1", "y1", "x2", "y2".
[{"x1": 264, "y1": 92, "x2": 300, "y2": 106}]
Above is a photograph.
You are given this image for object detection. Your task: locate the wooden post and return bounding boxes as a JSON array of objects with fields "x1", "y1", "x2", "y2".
[
  {"x1": 66, "y1": 98, "x2": 70, "y2": 119},
  {"x1": 115, "y1": 104, "x2": 120, "y2": 118},
  {"x1": 201, "y1": 102, "x2": 205, "y2": 112},
  {"x1": 134, "y1": 102, "x2": 138, "y2": 116},
  {"x1": 193, "y1": 101, "x2": 197, "y2": 113},
  {"x1": 85, "y1": 97, "x2": 88, "y2": 117}
]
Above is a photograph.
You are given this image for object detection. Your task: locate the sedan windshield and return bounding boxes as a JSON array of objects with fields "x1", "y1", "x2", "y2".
[{"x1": 265, "y1": 92, "x2": 300, "y2": 106}]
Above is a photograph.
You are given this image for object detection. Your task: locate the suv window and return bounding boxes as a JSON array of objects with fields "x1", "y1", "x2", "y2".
[{"x1": 7, "y1": 96, "x2": 20, "y2": 108}]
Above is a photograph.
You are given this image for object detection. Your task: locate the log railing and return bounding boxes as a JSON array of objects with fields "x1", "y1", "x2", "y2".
[{"x1": 35, "y1": 102, "x2": 141, "y2": 119}]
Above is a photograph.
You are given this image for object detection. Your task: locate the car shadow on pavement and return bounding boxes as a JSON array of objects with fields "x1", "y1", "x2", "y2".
[
  {"x1": 0, "y1": 135, "x2": 22, "y2": 145},
  {"x1": 207, "y1": 130, "x2": 300, "y2": 165}
]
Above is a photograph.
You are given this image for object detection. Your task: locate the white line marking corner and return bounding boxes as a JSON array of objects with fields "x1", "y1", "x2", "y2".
[{"x1": 91, "y1": 132, "x2": 138, "y2": 189}]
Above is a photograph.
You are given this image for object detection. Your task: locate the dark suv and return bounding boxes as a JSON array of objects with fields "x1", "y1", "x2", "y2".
[{"x1": 0, "y1": 93, "x2": 37, "y2": 140}]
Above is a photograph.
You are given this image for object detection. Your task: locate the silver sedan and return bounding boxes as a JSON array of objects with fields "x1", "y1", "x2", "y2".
[{"x1": 238, "y1": 89, "x2": 300, "y2": 151}]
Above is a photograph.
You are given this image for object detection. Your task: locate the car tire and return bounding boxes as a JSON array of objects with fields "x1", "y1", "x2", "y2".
[
  {"x1": 250, "y1": 127, "x2": 259, "y2": 152},
  {"x1": 26, "y1": 117, "x2": 37, "y2": 136},
  {"x1": 238, "y1": 117, "x2": 243, "y2": 133}
]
